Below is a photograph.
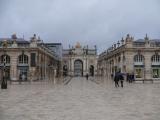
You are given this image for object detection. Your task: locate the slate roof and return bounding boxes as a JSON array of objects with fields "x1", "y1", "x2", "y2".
[
  {"x1": 134, "y1": 39, "x2": 145, "y2": 43},
  {"x1": 45, "y1": 43, "x2": 62, "y2": 45},
  {"x1": 150, "y1": 39, "x2": 160, "y2": 43},
  {"x1": 0, "y1": 38, "x2": 30, "y2": 44},
  {"x1": 134, "y1": 39, "x2": 160, "y2": 43}
]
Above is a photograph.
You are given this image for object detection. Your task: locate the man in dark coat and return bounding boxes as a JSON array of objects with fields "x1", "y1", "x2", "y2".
[
  {"x1": 119, "y1": 74, "x2": 124, "y2": 87},
  {"x1": 86, "y1": 73, "x2": 89, "y2": 80},
  {"x1": 114, "y1": 73, "x2": 119, "y2": 87},
  {"x1": 126, "y1": 73, "x2": 129, "y2": 82}
]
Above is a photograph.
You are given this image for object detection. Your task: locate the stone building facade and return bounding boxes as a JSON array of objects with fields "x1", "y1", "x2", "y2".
[
  {"x1": 63, "y1": 42, "x2": 97, "y2": 76},
  {"x1": 0, "y1": 34, "x2": 61, "y2": 82},
  {"x1": 44, "y1": 43, "x2": 63, "y2": 77},
  {"x1": 98, "y1": 34, "x2": 160, "y2": 80}
]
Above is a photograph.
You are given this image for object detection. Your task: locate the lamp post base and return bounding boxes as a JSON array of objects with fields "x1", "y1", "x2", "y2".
[{"x1": 1, "y1": 77, "x2": 7, "y2": 89}]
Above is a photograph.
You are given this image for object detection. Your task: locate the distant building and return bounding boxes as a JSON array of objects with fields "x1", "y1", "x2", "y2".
[
  {"x1": 62, "y1": 42, "x2": 97, "y2": 76},
  {"x1": 98, "y1": 34, "x2": 160, "y2": 80},
  {"x1": 0, "y1": 34, "x2": 61, "y2": 81},
  {"x1": 45, "y1": 43, "x2": 62, "y2": 60},
  {"x1": 45, "y1": 43, "x2": 63, "y2": 77}
]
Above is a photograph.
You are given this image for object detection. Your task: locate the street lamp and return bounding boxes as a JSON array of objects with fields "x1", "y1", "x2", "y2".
[{"x1": 1, "y1": 40, "x2": 8, "y2": 89}]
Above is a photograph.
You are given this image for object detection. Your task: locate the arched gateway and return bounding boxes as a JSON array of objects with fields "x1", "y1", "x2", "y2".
[
  {"x1": 62, "y1": 43, "x2": 97, "y2": 76},
  {"x1": 74, "y1": 59, "x2": 83, "y2": 76}
]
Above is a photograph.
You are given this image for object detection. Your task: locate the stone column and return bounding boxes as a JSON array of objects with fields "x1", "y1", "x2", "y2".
[
  {"x1": 120, "y1": 53, "x2": 123, "y2": 72},
  {"x1": 71, "y1": 58, "x2": 74, "y2": 76},
  {"x1": 125, "y1": 52, "x2": 134, "y2": 73},
  {"x1": 144, "y1": 53, "x2": 152, "y2": 79},
  {"x1": 44, "y1": 54, "x2": 46, "y2": 80},
  {"x1": 83, "y1": 58, "x2": 86, "y2": 73},
  {"x1": 28, "y1": 53, "x2": 33, "y2": 82},
  {"x1": 105, "y1": 60, "x2": 107, "y2": 77},
  {"x1": 113, "y1": 57, "x2": 115, "y2": 73},
  {"x1": 86, "y1": 57, "x2": 87, "y2": 73},
  {"x1": 54, "y1": 69, "x2": 56, "y2": 84},
  {"x1": 10, "y1": 54, "x2": 18, "y2": 81},
  {"x1": 68, "y1": 58, "x2": 71, "y2": 76}
]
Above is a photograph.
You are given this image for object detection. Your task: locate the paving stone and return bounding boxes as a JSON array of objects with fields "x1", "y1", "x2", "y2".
[{"x1": 0, "y1": 77, "x2": 160, "y2": 120}]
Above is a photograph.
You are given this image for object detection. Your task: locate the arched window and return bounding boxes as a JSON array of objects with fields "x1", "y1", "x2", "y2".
[
  {"x1": 134, "y1": 54, "x2": 144, "y2": 62},
  {"x1": 134, "y1": 54, "x2": 144, "y2": 79},
  {"x1": 1, "y1": 54, "x2": 10, "y2": 64},
  {"x1": 151, "y1": 54, "x2": 160, "y2": 62},
  {"x1": 18, "y1": 54, "x2": 28, "y2": 64}
]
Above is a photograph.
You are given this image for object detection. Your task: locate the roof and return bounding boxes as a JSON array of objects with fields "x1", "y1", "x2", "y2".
[
  {"x1": 134, "y1": 39, "x2": 160, "y2": 43},
  {"x1": 45, "y1": 43, "x2": 62, "y2": 45},
  {"x1": 134, "y1": 39, "x2": 145, "y2": 43},
  {"x1": 150, "y1": 39, "x2": 160, "y2": 43},
  {"x1": 0, "y1": 38, "x2": 29, "y2": 44}
]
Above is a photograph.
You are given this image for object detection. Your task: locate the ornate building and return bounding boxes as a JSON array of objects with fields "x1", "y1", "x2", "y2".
[
  {"x1": 63, "y1": 42, "x2": 97, "y2": 76},
  {"x1": 98, "y1": 34, "x2": 160, "y2": 80},
  {"x1": 0, "y1": 34, "x2": 61, "y2": 82}
]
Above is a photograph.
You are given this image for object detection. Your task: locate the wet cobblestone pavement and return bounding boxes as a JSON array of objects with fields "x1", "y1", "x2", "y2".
[{"x1": 1, "y1": 77, "x2": 160, "y2": 120}]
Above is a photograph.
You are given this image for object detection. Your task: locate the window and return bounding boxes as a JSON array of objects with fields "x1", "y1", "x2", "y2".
[
  {"x1": 134, "y1": 54, "x2": 144, "y2": 62},
  {"x1": 1, "y1": 55, "x2": 10, "y2": 64},
  {"x1": 152, "y1": 69, "x2": 160, "y2": 78},
  {"x1": 31, "y1": 53, "x2": 36, "y2": 67},
  {"x1": 151, "y1": 54, "x2": 160, "y2": 78},
  {"x1": 135, "y1": 68, "x2": 143, "y2": 78},
  {"x1": 151, "y1": 55, "x2": 160, "y2": 62},
  {"x1": 18, "y1": 54, "x2": 28, "y2": 64}
]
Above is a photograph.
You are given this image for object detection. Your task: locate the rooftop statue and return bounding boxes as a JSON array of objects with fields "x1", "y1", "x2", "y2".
[
  {"x1": 75, "y1": 42, "x2": 81, "y2": 48},
  {"x1": 2, "y1": 40, "x2": 8, "y2": 48}
]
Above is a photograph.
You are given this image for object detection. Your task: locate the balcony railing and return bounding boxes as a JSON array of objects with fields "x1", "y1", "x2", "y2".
[
  {"x1": 0, "y1": 63, "x2": 11, "y2": 67},
  {"x1": 151, "y1": 62, "x2": 160, "y2": 66},
  {"x1": 17, "y1": 63, "x2": 29, "y2": 66},
  {"x1": 134, "y1": 62, "x2": 144, "y2": 65}
]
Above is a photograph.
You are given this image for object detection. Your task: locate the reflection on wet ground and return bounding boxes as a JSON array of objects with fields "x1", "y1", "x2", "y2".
[{"x1": 0, "y1": 77, "x2": 160, "y2": 120}]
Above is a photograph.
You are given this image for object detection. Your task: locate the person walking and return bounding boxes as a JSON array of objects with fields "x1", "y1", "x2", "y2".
[
  {"x1": 114, "y1": 73, "x2": 119, "y2": 87},
  {"x1": 126, "y1": 73, "x2": 129, "y2": 82},
  {"x1": 119, "y1": 74, "x2": 124, "y2": 87},
  {"x1": 86, "y1": 73, "x2": 89, "y2": 80},
  {"x1": 129, "y1": 74, "x2": 131, "y2": 83},
  {"x1": 131, "y1": 73, "x2": 135, "y2": 83},
  {"x1": 111, "y1": 73, "x2": 113, "y2": 80}
]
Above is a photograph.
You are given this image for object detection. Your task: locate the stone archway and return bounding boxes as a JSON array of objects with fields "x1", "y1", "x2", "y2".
[{"x1": 74, "y1": 59, "x2": 83, "y2": 76}]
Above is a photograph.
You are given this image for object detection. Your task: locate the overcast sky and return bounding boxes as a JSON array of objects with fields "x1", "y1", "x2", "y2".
[{"x1": 0, "y1": 0, "x2": 160, "y2": 53}]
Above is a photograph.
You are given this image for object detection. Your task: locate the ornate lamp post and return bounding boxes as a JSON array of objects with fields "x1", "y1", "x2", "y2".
[{"x1": 1, "y1": 40, "x2": 8, "y2": 89}]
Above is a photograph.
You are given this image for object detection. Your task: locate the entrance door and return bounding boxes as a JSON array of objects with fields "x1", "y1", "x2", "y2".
[
  {"x1": 90, "y1": 65, "x2": 94, "y2": 76},
  {"x1": 19, "y1": 68, "x2": 28, "y2": 81},
  {"x1": 134, "y1": 67, "x2": 144, "y2": 79},
  {"x1": 74, "y1": 60, "x2": 83, "y2": 76}
]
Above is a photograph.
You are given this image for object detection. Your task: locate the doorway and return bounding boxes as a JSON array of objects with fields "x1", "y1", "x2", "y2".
[
  {"x1": 90, "y1": 65, "x2": 94, "y2": 76},
  {"x1": 74, "y1": 60, "x2": 83, "y2": 76}
]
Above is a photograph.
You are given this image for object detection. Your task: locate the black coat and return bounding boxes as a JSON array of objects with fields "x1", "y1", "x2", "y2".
[
  {"x1": 119, "y1": 75, "x2": 124, "y2": 81},
  {"x1": 114, "y1": 75, "x2": 119, "y2": 82}
]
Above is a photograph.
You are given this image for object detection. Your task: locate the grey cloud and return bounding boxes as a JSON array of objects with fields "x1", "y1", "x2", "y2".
[{"x1": 0, "y1": 0, "x2": 160, "y2": 53}]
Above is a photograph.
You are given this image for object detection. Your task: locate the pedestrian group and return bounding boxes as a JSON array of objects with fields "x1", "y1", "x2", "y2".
[{"x1": 114, "y1": 71, "x2": 135, "y2": 88}]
